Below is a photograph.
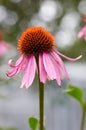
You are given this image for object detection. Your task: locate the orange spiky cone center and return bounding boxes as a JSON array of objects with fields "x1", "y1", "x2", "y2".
[{"x1": 18, "y1": 27, "x2": 55, "y2": 55}]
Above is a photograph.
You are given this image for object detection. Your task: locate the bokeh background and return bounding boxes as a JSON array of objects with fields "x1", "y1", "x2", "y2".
[{"x1": 0, "y1": 0, "x2": 86, "y2": 130}]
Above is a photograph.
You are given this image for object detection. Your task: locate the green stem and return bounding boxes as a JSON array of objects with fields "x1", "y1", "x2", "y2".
[
  {"x1": 80, "y1": 102, "x2": 86, "y2": 130},
  {"x1": 36, "y1": 55, "x2": 44, "y2": 130},
  {"x1": 39, "y1": 81, "x2": 44, "y2": 130}
]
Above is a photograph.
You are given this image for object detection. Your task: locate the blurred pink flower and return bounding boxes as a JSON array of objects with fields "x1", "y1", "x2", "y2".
[
  {"x1": 78, "y1": 25, "x2": 86, "y2": 40},
  {"x1": 7, "y1": 27, "x2": 82, "y2": 88},
  {"x1": 83, "y1": 14, "x2": 86, "y2": 23},
  {"x1": 0, "y1": 32, "x2": 11, "y2": 56}
]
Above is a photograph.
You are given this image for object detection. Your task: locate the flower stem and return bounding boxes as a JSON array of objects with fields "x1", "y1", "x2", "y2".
[
  {"x1": 36, "y1": 55, "x2": 44, "y2": 130},
  {"x1": 39, "y1": 81, "x2": 44, "y2": 130},
  {"x1": 80, "y1": 102, "x2": 86, "y2": 130}
]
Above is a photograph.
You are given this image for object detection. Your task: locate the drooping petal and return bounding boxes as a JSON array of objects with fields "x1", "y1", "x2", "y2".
[
  {"x1": 8, "y1": 55, "x2": 25, "y2": 67},
  {"x1": 53, "y1": 50, "x2": 82, "y2": 62},
  {"x1": 39, "y1": 53, "x2": 47, "y2": 83},
  {"x1": 49, "y1": 55, "x2": 61, "y2": 86},
  {"x1": 7, "y1": 54, "x2": 26, "y2": 77},
  {"x1": 20, "y1": 55, "x2": 36, "y2": 89},
  {"x1": 7, "y1": 67, "x2": 19, "y2": 77},
  {"x1": 43, "y1": 52, "x2": 56, "y2": 80},
  {"x1": 51, "y1": 50, "x2": 69, "y2": 79}
]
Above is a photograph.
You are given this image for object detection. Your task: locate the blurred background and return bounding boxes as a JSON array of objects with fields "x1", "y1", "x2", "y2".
[{"x1": 0, "y1": 0, "x2": 86, "y2": 130}]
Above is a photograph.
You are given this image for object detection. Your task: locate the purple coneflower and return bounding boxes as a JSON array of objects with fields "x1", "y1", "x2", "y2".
[
  {"x1": 7, "y1": 27, "x2": 82, "y2": 88},
  {"x1": 0, "y1": 32, "x2": 11, "y2": 56}
]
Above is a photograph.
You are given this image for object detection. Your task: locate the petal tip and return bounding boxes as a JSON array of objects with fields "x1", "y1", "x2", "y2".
[
  {"x1": 79, "y1": 55, "x2": 82, "y2": 58},
  {"x1": 6, "y1": 72, "x2": 9, "y2": 77},
  {"x1": 76, "y1": 55, "x2": 82, "y2": 60},
  {"x1": 6, "y1": 72, "x2": 11, "y2": 77},
  {"x1": 20, "y1": 84, "x2": 24, "y2": 88}
]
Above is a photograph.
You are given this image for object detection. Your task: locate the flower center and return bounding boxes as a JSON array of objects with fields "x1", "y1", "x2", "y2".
[{"x1": 18, "y1": 27, "x2": 55, "y2": 55}]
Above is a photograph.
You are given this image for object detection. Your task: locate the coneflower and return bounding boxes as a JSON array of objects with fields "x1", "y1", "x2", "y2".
[
  {"x1": 7, "y1": 26, "x2": 82, "y2": 88},
  {"x1": 7, "y1": 26, "x2": 82, "y2": 130},
  {"x1": 0, "y1": 32, "x2": 11, "y2": 56}
]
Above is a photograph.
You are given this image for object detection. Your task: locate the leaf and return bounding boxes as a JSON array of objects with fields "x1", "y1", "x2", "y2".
[
  {"x1": 28, "y1": 117, "x2": 38, "y2": 130},
  {"x1": 63, "y1": 84, "x2": 84, "y2": 107}
]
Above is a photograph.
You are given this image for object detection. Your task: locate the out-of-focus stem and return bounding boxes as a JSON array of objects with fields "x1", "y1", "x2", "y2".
[{"x1": 80, "y1": 102, "x2": 86, "y2": 130}]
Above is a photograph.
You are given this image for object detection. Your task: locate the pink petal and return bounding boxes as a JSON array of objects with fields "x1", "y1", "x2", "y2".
[
  {"x1": 53, "y1": 50, "x2": 82, "y2": 61},
  {"x1": 7, "y1": 54, "x2": 26, "y2": 77},
  {"x1": 39, "y1": 53, "x2": 47, "y2": 83},
  {"x1": 8, "y1": 55, "x2": 24, "y2": 67},
  {"x1": 7, "y1": 68, "x2": 18, "y2": 77},
  {"x1": 78, "y1": 31, "x2": 84, "y2": 38},
  {"x1": 43, "y1": 52, "x2": 56, "y2": 80},
  {"x1": 49, "y1": 56, "x2": 61, "y2": 86},
  {"x1": 20, "y1": 55, "x2": 36, "y2": 89},
  {"x1": 54, "y1": 63, "x2": 64, "y2": 80},
  {"x1": 78, "y1": 25, "x2": 86, "y2": 38},
  {"x1": 51, "y1": 50, "x2": 69, "y2": 79}
]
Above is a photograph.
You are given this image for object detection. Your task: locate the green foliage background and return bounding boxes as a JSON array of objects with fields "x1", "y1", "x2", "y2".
[
  {"x1": 0, "y1": 0, "x2": 86, "y2": 60},
  {"x1": 0, "y1": 0, "x2": 86, "y2": 61}
]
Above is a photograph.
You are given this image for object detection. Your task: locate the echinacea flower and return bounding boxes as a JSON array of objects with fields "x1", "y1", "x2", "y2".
[
  {"x1": 0, "y1": 32, "x2": 11, "y2": 56},
  {"x1": 83, "y1": 15, "x2": 86, "y2": 23},
  {"x1": 78, "y1": 25, "x2": 86, "y2": 40},
  {"x1": 7, "y1": 27, "x2": 82, "y2": 88}
]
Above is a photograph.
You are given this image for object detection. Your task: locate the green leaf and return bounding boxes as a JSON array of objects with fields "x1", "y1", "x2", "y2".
[
  {"x1": 28, "y1": 117, "x2": 38, "y2": 130},
  {"x1": 63, "y1": 84, "x2": 84, "y2": 107}
]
